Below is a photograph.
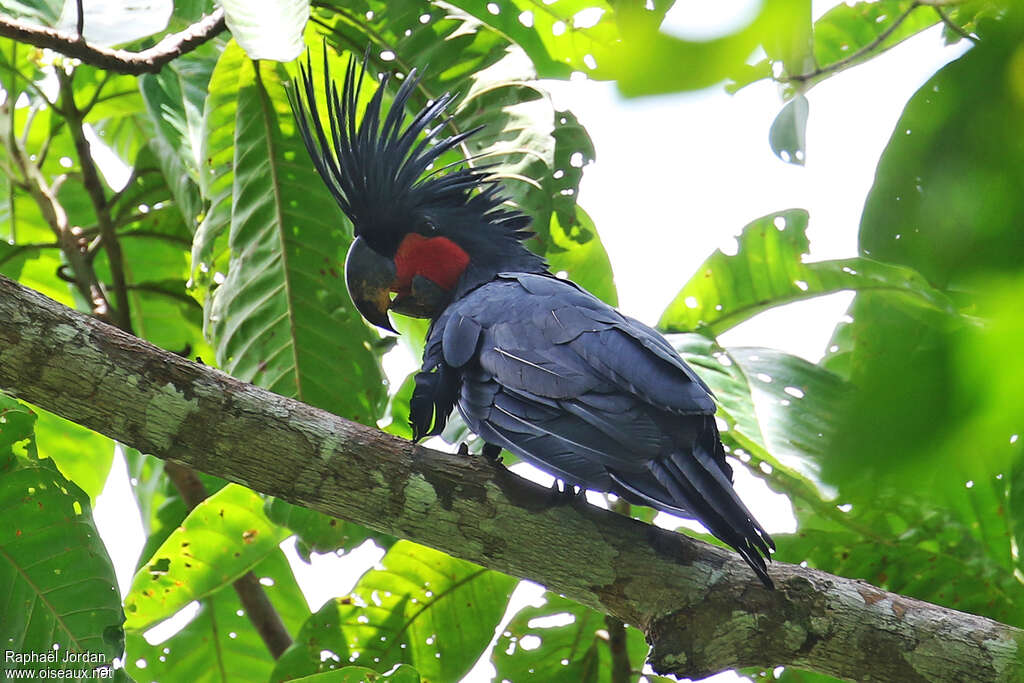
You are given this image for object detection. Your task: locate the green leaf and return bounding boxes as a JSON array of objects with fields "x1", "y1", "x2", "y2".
[
  {"x1": 288, "y1": 664, "x2": 420, "y2": 682},
  {"x1": 861, "y1": 14, "x2": 1024, "y2": 288},
  {"x1": 768, "y1": 94, "x2": 809, "y2": 166},
  {"x1": 734, "y1": 1, "x2": 940, "y2": 91},
  {"x1": 124, "y1": 484, "x2": 288, "y2": 631},
  {"x1": 201, "y1": 43, "x2": 386, "y2": 424},
  {"x1": 612, "y1": 5, "x2": 763, "y2": 96},
  {"x1": 812, "y1": 2, "x2": 938, "y2": 80},
  {"x1": 0, "y1": 410, "x2": 125, "y2": 671},
  {"x1": 32, "y1": 407, "x2": 114, "y2": 503},
  {"x1": 221, "y1": 0, "x2": 307, "y2": 61},
  {"x1": 265, "y1": 497, "x2": 385, "y2": 562},
  {"x1": 0, "y1": 392, "x2": 37, "y2": 458},
  {"x1": 316, "y1": 0, "x2": 507, "y2": 96},
  {"x1": 138, "y1": 44, "x2": 220, "y2": 228},
  {"x1": 443, "y1": 0, "x2": 619, "y2": 80},
  {"x1": 452, "y1": 56, "x2": 598, "y2": 265},
  {"x1": 545, "y1": 207, "x2": 616, "y2": 307},
  {"x1": 658, "y1": 209, "x2": 953, "y2": 336},
  {"x1": 492, "y1": 592, "x2": 649, "y2": 682},
  {"x1": 0, "y1": 0, "x2": 63, "y2": 25},
  {"x1": 125, "y1": 550, "x2": 309, "y2": 683},
  {"x1": 273, "y1": 541, "x2": 517, "y2": 682},
  {"x1": 673, "y1": 334, "x2": 847, "y2": 494}
]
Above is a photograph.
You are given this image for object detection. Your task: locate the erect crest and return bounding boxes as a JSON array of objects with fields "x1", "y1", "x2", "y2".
[{"x1": 288, "y1": 47, "x2": 529, "y2": 248}]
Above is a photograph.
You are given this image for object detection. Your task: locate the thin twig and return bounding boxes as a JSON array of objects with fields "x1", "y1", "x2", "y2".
[
  {"x1": 934, "y1": 6, "x2": 977, "y2": 43},
  {"x1": 74, "y1": 0, "x2": 84, "y2": 39},
  {"x1": 3, "y1": 101, "x2": 108, "y2": 315},
  {"x1": 0, "y1": 9, "x2": 226, "y2": 76},
  {"x1": 788, "y1": 2, "x2": 923, "y2": 84},
  {"x1": 58, "y1": 68, "x2": 133, "y2": 332}
]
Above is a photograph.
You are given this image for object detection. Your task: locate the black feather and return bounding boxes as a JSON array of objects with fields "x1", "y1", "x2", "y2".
[
  {"x1": 287, "y1": 47, "x2": 532, "y2": 258},
  {"x1": 413, "y1": 273, "x2": 776, "y2": 587},
  {"x1": 295, "y1": 52, "x2": 776, "y2": 588}
]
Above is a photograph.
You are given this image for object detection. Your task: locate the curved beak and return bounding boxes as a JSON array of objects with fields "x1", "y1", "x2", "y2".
[{"x1": 344, "y1": 236, "x2": 397, "y2": 333}]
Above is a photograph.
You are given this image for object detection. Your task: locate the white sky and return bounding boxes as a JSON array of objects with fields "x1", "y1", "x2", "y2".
[{"x1": 89, "y1": 5, "x2": 970, "y2": 682}]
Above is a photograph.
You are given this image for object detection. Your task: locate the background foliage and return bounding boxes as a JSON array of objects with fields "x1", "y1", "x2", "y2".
[{"x1": 0, "y1": 0, "x2": 1020, "y2": 681}]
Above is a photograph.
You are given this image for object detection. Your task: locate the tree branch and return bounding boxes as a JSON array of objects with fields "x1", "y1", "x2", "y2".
[
  {"x1": 0, "y1": 273, "x2": 1021, "y2": 682},
  {"x1": 0, "y1": 10, "x2": 226, "y2": 75},
  {"x1": 57, "y1": 68, "x2": 132, "y2": 332}
]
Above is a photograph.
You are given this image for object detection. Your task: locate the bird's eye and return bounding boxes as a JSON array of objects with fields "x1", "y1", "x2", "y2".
[{"x1": 420, "y1": 218, "x2": 438, "y2": 235}]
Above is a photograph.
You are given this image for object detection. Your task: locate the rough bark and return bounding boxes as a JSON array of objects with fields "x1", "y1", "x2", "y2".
[{"x1": 0, "y1": 274, "x2": 1021, "y2": 682}]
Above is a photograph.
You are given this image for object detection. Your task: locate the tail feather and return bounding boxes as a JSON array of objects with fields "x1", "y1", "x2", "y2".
[{"x1": 610, "y1": 451, "x2": 775, "y2": 589}]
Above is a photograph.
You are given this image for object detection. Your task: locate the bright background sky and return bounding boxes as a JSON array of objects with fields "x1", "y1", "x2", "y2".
[{"x1": 83, "y1": 3, "x2": 970, "y2": 681}]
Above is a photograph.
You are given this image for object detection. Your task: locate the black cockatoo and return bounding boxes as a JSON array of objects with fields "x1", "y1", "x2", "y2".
[{"x1": 290, "y1": 52, "x2": 775, "y2": 588}]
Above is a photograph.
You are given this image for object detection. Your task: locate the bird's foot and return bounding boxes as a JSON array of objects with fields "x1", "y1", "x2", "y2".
[
  {"x1": 457, "y1": 442, "x2": 506, "y2": 471},
  {"x1": 548, "y1": 480, "x2": 587, "y2": 508},
  {"x1": 482, "y1": 443, "x2": 503, "y2": 464}
]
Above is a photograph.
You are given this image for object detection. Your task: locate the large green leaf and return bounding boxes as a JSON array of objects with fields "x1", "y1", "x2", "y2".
[
  {"x1": 201, "y1": 42, "x2": 386, "y2": 424},
  {"x1": 31, "y1": 407, "x2": 114, "y2": 503},
  {"x1": 124, "y1": 484, "x2": 288, "y2": 631},
  {"x1": 659, "y1": 209, "x2": 952, "y2": 335},
  {"x1": 138, "y1": 42, "x2": 220, "y2": 229},
  {"x1": 492, "y1": 592, "x2": 652, "y2": 683},
  {"x1": 831, "y1": 12, "x2": 1024, "y2": 497},
  {"x1": 125, "y1": 550, "x2": 309, "y2": 683},
  {"x1": 860, "y1": 13, "x2": 1024, "y2": 288},
  {"x1": 673, "y1": 334, "x2": 847, "y2": 496},
  {"x1": 0, "y1": 396, "x2": 124, "y2": 675},
  {"x1": 272, "y1": 541, "x2": 517, "y2": 682},
  {"x1": 221, "y1": 0, "x2": 307, "y2": 61}
]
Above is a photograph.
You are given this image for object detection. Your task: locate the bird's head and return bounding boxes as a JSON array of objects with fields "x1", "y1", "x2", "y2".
[{"x1": 289, "y1": 50, "x2": 546, "y2": 332}]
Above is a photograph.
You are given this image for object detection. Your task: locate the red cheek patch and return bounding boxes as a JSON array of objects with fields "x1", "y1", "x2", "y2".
[{"x1": 393, "y1": 233, "x2": 470, "y2": 293}]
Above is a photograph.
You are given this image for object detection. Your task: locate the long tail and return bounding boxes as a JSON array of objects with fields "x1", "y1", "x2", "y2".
[{"x1": 610, "y1": 446, "x2": 775, "y2": 588}]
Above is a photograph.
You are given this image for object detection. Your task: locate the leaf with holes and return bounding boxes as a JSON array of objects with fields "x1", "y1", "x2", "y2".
[
  {"x1": 0, "y1": 400, "x2": 125, "y2": 673},
  {"x1": 492, "y1": 592, "x2": 651, "y2": 683},
  {"x1": 272, "y1": 541, "x2": 517, "y2": 681},
  {"x1": 658, "y1": 209, "x2": 953, "y2": 336},
  {"x1": 672, "y1": 334, "x2": 848, "y2": 501},
  {"x1": 200, "y1": 42, "x2": 386, "y2": 424},
  {"x1": 123, "y1": 484, "x2": 288, "y2": 631},
  {"x1": 446, "y1": 0, "x2": 620, "y2": 79},
  {"x1": 124, "y1": 550, "x2": 309, "y2": 682}
]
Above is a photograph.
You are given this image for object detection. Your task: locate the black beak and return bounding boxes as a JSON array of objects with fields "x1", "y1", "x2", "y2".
[{"x1": 345, "y1": 236, "x2": 397, "y2": 333}]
